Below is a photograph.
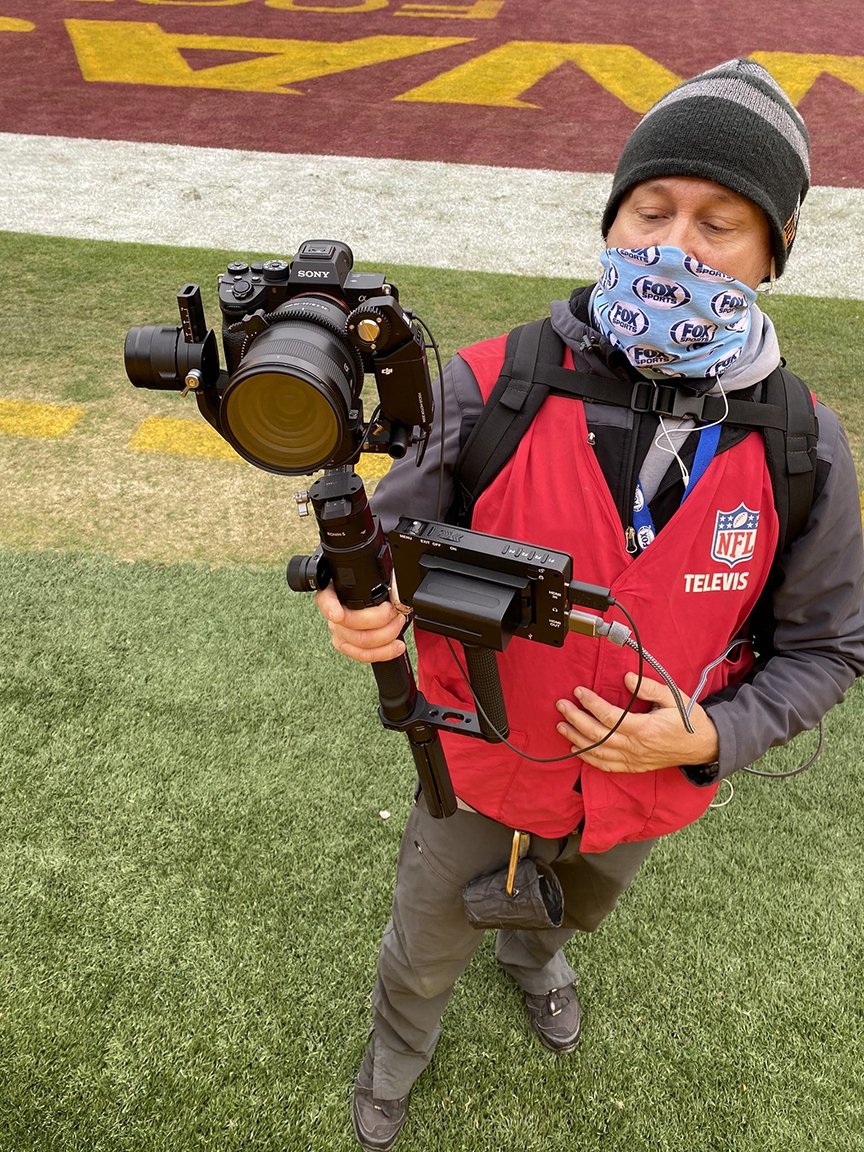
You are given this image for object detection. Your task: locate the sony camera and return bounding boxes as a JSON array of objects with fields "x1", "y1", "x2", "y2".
[
  {"x1": 123, "y1": 240, "x2": 636, "y2": 818},
  {"x1": 124, "y1": 239, "x2": 433, "y2": 474}
]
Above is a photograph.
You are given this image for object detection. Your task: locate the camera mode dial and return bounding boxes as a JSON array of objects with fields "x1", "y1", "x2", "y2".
[{"x1": 263, "y1": 260, "x2": 291, "y2": 283}]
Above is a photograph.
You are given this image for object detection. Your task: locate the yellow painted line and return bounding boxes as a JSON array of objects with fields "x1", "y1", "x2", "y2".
[
  {"x1": 129, "y1": 416, "x2": 393, "y2": 478},
  {"x1": 0, "y1": 398, "x2": 84, "y2": 439},
  {"x1": 129, "y1": 416, "x2": 237, "y2": 461},
  {"x1": 0, "y1": 19, "x2": 35, "y2": 32}
]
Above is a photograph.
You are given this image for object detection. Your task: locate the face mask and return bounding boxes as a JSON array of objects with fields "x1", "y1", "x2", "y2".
[{"x1": 590, "y1": 246, "x2": 757, "y2": 386}]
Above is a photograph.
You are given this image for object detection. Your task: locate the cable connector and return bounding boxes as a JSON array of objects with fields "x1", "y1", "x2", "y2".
[
  {"x1": 567, "y1": 580, "x2": 614, "y2": 611},
  {"x1": 567, "y1": 610, "x2": 631, "y2": 647}
]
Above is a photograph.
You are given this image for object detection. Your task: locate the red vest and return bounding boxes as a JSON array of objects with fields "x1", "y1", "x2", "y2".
[{"x1": 415, "y1": 334, "x2": 779, "y2": 853}]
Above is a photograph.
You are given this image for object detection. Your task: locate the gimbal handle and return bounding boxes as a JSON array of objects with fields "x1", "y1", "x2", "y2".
[{"x1": 287, "y1": 467, "x2": 457, "y2": 819}]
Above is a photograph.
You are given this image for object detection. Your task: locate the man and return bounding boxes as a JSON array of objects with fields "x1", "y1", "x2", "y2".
[{"x1": 316, "y1": 59, "x2": 864, "y2": 1150}]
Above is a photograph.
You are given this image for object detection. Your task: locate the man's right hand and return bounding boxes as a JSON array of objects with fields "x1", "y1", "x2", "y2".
[{"x1": 315, "y1": 584, "x2": 409, "y2": 664}]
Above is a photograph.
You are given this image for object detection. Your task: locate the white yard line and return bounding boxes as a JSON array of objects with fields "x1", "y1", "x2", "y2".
[{"x1": 2, "y1": 133, "x2": 862, "y2": 299}]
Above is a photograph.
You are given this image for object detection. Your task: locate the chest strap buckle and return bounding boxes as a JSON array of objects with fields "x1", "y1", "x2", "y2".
[{"x1": 630, "y1": 380, "x2": 709, "y2": 421}]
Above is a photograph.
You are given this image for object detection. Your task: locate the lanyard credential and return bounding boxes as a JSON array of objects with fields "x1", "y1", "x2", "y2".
[{"x1": 631, "y1": 423, "x2": 722, "y2": 552}]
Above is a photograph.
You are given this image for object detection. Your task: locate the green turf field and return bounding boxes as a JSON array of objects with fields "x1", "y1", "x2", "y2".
[
  {"x1": 1, "y1": 232, "x2": 862, "y2": 1150},
  {"x1": 1, "y1": 549, "x2": 861, "y2": 1151}
]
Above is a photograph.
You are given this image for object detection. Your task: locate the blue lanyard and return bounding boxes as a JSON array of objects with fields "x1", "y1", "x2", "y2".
[{"x1": 632, "y1": 423, "x2": 722, "y2": 552}]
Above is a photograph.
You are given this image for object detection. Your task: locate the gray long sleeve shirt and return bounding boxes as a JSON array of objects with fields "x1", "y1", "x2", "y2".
[{"x1": 373, "y1": 296, "x2": 864, "y2": 779}]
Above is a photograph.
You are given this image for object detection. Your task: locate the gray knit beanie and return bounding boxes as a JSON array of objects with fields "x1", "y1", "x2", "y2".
[{"x1": 601, "y1": 58, "x2": 811, "y2": 276}]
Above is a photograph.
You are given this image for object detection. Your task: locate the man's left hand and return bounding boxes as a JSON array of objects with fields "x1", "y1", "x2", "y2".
[{"x1": 555, "y1": 672, "x2": 719, "y2": 774}]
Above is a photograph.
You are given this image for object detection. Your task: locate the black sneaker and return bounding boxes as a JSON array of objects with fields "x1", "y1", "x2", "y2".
[
  {"x1": 351, "y1": 1040, "x2": 410, "y2": 1151},
  {"x1": 523, "y1": 984, "x2": 582, "y2": 1053}
]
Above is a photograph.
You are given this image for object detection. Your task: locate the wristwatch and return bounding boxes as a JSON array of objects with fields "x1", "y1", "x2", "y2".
[{"x1": 680, "y1": 760, "x2": 721, "y2": 786}]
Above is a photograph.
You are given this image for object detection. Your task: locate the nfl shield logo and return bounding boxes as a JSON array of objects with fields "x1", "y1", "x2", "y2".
[{"x1": 711, "y1": 504, "x2": 760, "y2": 568}]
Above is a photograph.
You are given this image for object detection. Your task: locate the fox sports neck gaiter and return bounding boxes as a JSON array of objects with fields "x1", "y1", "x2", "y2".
[{"x1": 590, "y1": 246, "x2": 757, "y2": 382}]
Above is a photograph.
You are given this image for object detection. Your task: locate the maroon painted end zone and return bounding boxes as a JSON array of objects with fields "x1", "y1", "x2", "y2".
[{"x1": 0, "y1": 1, "x2": 861, "y2": 185}]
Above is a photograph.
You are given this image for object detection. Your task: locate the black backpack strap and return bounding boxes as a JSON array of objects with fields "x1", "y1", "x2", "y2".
[
  {"x1": 747, "y1": 366, "x2": 818, "y2": 659},
  {"x1": 492, "y1": 359, "x2": 806, "y2": 435},
  {"x1": 452, "y1": 320, "x2": 818, "y2": 555},
  {"x1": 450, "y1": 318, "x2": 561, "y2": 524},
  {"x1": 760, "y1": 365, "x2": 818, "y2": 554}
]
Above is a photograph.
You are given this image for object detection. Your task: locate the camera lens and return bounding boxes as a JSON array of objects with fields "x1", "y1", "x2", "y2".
[
  {"x1": 220, "y1": 305, "x2": 363, "y2": 474},
  {"x1": 223, "y1": 367, "x2": 340, "y2": 473}
]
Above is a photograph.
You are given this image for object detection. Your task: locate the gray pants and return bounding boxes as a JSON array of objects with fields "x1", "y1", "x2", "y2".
[{"x1": 369, "y1": 798, "x2": 655, "y2": 1098}]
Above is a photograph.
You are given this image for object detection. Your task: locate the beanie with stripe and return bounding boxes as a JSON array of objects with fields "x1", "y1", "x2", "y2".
[{"x1": 601, "y1": 58, "x2": 811, "y2": 276}]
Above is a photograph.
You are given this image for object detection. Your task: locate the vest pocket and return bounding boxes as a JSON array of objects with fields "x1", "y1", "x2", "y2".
[{"x1": 580, "y1": 762, "x2": 716, "y2": 852}]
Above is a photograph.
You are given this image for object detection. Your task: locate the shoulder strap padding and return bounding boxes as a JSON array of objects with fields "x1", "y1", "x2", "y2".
[
  {"x1": 759, "y1": 364, "x2": 818, "y2": 553},
  {"x1": 453, "y1": 318, "x2": 559, "y2": 508}
]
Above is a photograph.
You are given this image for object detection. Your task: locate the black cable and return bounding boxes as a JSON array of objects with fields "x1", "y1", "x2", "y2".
[
  {"x1": 609, "y1": 595, "x2": 645, "y2": 717},
  {"x1": 412, "y1": 313, "x2": 446, "y2": 519},
  {"x1": 358, "y1": 403, "x2": 382, "y2": 454},
  {"x1": 741, "y1": 720, "x2": 824, "y2": 778},
  {"x1": 443, "y1": 593, "x2": 646, "y2": 764}
]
